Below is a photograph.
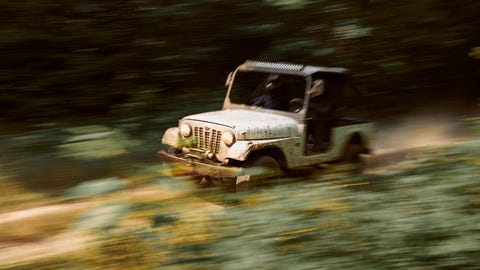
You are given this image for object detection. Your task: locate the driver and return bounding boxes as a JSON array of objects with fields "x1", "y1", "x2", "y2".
[{"x1": 251, "y1": 74, "x2": 289, "y2": 111}]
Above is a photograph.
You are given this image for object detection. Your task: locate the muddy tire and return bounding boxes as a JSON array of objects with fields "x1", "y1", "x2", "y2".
[{"x1": 235, "y1": 156, "x2": 282, "y2": 192}]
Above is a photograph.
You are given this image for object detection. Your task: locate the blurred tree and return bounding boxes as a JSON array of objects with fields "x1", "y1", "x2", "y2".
[{"x1": 1, "y1": 0, "x2": 479, "y2": 121}]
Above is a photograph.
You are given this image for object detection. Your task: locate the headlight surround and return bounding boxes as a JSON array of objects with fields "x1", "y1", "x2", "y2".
[
  {"x1": 180, "y1": 123, "x2": 192, "y2": 137},
  {"x1": 222, "y1": 131, "x2": 236, "y2": 146}
]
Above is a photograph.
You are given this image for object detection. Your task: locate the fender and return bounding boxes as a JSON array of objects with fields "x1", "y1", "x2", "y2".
[
  {"x1": 161, "y1": 127, "x2": 182, "y2": 148},
  {"x1": 225, "y1": 138, "x2": 290, "y2": 162}
]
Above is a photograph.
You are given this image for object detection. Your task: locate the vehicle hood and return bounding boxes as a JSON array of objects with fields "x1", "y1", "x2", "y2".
[{"x1": 183, "y1": 109, "x2": 299, "y2": 140}]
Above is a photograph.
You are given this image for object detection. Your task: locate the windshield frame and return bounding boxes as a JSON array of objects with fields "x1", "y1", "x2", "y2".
[{"x1": 223, "y1": 68, "x2": 311, "y2": 122}]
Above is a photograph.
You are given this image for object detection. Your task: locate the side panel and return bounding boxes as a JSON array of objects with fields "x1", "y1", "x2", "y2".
[
  {"x1": 330, "y1": 122, "x2": 375, "y2": 157},
  {"x1": 293, "y1": 122, "x2": 375, "y2": 167}
]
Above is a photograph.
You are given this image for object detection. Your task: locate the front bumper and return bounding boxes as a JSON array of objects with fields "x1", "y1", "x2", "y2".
[{"x1": 157, "y1": 150, "x2": 243, "y2": 179}]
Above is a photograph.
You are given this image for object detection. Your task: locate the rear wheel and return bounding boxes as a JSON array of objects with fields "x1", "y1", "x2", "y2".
[
  {"x1": 236, "y1": 156, "x2": 282, "y2": 192},
  {"x1": 343, "y1": 143, "x2": 366, "y2": 163}
]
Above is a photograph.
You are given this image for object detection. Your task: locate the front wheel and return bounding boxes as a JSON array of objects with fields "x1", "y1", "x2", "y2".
[{"x1": 236, "y1": 156, "x2": 282, "y2": 192}]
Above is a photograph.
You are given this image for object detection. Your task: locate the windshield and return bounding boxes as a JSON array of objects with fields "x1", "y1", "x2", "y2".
[{"x1": 229, "y1": 71, "x2": 307, "y2": 113}]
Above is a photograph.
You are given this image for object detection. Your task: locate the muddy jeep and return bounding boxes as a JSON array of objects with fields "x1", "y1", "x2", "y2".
[{"x1": 158, "y1": 60, "x2": 375, "y2": 191}]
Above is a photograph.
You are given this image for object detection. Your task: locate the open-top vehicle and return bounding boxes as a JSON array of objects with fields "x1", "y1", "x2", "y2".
[{"x1": 158, "y1": 60, "x2": 375, "y2": 191}]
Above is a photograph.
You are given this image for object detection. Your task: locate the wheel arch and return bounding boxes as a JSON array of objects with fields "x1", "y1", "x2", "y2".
[
  {"x1": 340, "y1": 131, "x2": 370, "y2": 162},
  {"x1": 232, "y1": 147, "x2": 287, "y2": 169},
  {"x1": 344, "y1": 131, "x2": 370, "y2": 152}
]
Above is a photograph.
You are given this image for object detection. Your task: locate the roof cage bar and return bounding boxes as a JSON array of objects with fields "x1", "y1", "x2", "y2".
[
  {"x1": 249, "y1": 61, "x2": 304, "y2": 71},
  {"x1": 239, "y1": 60, "x2": 350, "y2": 76}
]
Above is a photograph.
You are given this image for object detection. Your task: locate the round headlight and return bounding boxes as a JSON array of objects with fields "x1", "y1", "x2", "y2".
[
  {"x1": 180, "y1": 123, "x2": 192, "y2": 137},
  {"x1": 222, "y1": 131, "x2": 236, "y2": 146}
]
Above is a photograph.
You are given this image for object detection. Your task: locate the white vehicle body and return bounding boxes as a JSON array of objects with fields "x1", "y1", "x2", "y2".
[{"x1": 158, "y1": 60, "x2": 375, "y2": 188}]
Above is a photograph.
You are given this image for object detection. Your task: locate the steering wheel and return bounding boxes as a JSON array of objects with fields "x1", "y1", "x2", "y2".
[{"x1": 288, "y1": 98, "x2": 304, "y2": 113}]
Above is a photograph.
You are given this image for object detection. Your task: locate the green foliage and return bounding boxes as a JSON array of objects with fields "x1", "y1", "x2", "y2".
[
  {"x1": 71, "y1": 202, "x2": 130, "y2": 231},
  {"x1": 63, "y1": 177, "x2": 126, "y2": 200},
  {"x1": 93, "y1": 228, "x2": 162, "y2": 270},
  {"x1": 1, "y1": 0, "x2": 479, "y2": 120},
  {"x1": 58, "y1": 125, "x2": 142, "y2": 160},
  {"x1": 1, "y1": 132, "x2": 480, "y2": 269}
]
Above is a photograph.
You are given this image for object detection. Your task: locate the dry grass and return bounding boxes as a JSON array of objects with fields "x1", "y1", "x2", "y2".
[
  {"x1": 0, "y1": 177, "x2": 58, "y2": 213},
  {"x1": 0, "y1": 212, "x2": 75, "y2": 244}
]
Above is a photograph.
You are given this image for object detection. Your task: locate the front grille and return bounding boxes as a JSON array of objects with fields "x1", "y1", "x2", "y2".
[{"x1": 193, "y1": 127, "x2": 222, "y2": 154}]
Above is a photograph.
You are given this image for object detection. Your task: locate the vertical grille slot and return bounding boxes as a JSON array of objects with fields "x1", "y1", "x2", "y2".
[
  {"x1": 205, "y1": 131, "x2": 210, "y2": 149},
  {"x1": 193, "y1": 126, "x2": 222, "y2": 154},
  {"x1": 212, "y1": 130, "x2": 221, "y2": 154}
]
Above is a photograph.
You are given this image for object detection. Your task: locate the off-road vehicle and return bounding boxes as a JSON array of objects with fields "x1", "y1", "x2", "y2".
[{"x1": 158, "y1": 60, "x2": 375, "y2": 191}]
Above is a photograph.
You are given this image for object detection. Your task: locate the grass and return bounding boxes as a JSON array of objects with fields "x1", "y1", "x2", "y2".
[{"x1": 0, "y1": 118, "x2": 478, "y2": 269}]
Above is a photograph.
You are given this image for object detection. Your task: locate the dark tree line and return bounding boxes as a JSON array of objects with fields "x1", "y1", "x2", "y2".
[{"x1": 1, "y1": 0, "x2": 479, "y2": 120}]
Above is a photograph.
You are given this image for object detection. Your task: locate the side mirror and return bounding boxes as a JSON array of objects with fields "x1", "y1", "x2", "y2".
[{"x1": 225, "y1": 72, "x2": 233, "y2": 87}]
